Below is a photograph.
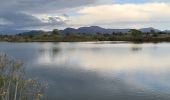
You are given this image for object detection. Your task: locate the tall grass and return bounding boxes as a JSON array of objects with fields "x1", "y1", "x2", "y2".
[{"x1": 0, "y1": 53, "x2": 47, "y2": 100}]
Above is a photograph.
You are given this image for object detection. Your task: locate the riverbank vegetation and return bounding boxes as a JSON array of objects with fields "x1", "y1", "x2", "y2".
[
  {"x1": 0, "y1": 29, "x2": 170, "y2": 42},
  {"x1": 0, "y1": 54, "x2": 47, "y2": 100}
]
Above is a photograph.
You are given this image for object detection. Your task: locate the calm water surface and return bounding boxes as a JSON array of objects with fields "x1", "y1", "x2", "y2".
[{"x1": 0, "y1": 41, "x2": 170, "y2": 100}]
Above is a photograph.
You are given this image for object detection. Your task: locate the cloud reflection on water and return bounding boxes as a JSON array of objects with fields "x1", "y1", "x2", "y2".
[
  {"x1": 32, "y1": 42, "x2": 170, "y2": 95},
  {"x1": 36, "y1": 42, "x2": 170, "y2": 72},
  {"x1": 28, "y1": 64, "x2": 170, "y2": 100},
  {"x1": 1, "y1": 42, "x2": 170, "y2": 100}
]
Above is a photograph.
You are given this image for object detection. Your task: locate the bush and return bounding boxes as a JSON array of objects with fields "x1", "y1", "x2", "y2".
[{"x1": 130, "y1": 29, "x2": 142, "y2": 38}]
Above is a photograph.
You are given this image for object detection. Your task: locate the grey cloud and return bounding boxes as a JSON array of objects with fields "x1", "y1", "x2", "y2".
[
  {"x1": 149, "y1": 0, "x2": 170, "y2": 2},
  {"x1": 0, "y1": 12, "x2": 67, "y2": 32},
  {"x1": 0, "y1": 0, "x2": 98, "y2": 33},
  {"x1": 0, "y1": 0, "x2": 98, "y2": 13},
  {"x1": 0, "y1": 13, "x2": 42, "y2": 26},
  {"x1": 48, "y1": 17, "x2": 66, "y2": 25}
]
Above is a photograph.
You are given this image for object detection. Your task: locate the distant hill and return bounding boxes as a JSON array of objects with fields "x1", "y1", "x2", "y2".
[
  {"x1": 62, "y1": 26, "x2": 130, "y2": 34},
  {"x1": 0, "y1": 26, "x2": 165, "y2": 35},
  {"x1": 139, "y1": 27, "x2": 161, "y2": 33},
  {"x1": 18, "y1": 30, "x2": 50, "y2": 36},
  {"x1": 164, "y1": 30, "x2": 170, "y2": 33},
  {"x1": 0, "y1": 30, "x2": 30, "y2": 35},
  {"x1": 62, "y1": 26, "x2": 161, "y2": 34}
]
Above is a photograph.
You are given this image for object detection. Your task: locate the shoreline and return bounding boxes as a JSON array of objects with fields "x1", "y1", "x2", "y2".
[
  {"x1": 1, "y1": 34, "x2": 170, "y2": 43},
  {"x1": 1, "y1": 39, "x2": 170, "y2": 43}
]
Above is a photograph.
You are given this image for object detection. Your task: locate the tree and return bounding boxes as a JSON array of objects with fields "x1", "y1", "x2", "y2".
[
  {"x1": 150, "y1": 29, "x2": 159, "y2": 37},
  {"x1": 96, "y1": 32, "x2": 102, "y2": 35},
  {"x1": 150, "y1": 29, "x2": 155, "y2": 33},
  {"x1": 112, "y1": 32, "x2": 116, "y2": 35},
  {"x1": 52, "y1": 29, "x2": 60, "y2": 35},
  {"x1": 129, "y1": 29, "x2": 142, "y2": 37}
]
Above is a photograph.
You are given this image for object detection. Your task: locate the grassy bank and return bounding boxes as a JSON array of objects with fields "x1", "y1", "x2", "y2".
[
  {"x1": 1, "y1": 35, "x2": 170, "y2": 43},
  {"x1": 1, "y1": 29, "x2": 170, "y2": 42}
]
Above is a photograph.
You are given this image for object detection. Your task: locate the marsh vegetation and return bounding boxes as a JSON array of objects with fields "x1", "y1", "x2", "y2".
[
  {"x1": 0, "y1": 54, "x2": 47, "y2": 100},
  {"x1": 0, "y1": 29, "x2": 170, "y2": 42}
]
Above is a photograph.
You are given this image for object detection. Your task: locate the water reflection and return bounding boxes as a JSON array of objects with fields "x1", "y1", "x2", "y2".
[
  {"x1": 35, "y1": 43, "x2": 170, "y2": 72},
  {"x1": 130, "y1": 44, "x2": 143, "y2": 52},
  {"x1": 1, "y1": 42, "x2": 170, "y2": 100},
  {"x1": 29, "y1": 65, "x2": 170, "y2": 100}
]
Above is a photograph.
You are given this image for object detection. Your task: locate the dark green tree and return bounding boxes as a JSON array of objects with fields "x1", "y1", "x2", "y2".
[
  {"x1": 52, "y1": 29, "x2": 60, "y2": 35},
  {"x1": 150, "y1": 30, "x2": 159, "y2": 37},
  {"x1": 130, "y1": 29, "x2": 142, "y2": 37}
]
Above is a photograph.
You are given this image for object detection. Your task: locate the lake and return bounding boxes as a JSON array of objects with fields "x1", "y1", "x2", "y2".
[{"x1": 1, "y1": 41, "x2": 170, "y2": 100}]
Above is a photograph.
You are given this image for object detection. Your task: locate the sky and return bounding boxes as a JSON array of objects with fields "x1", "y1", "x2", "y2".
[{"x1": 0, "y1": 0, "x2": 170, "y2": 32}]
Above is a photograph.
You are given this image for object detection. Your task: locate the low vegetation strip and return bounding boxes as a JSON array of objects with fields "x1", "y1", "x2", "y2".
[{"x1": 0, "y1": 29, "x2": 170, "y2": 42}]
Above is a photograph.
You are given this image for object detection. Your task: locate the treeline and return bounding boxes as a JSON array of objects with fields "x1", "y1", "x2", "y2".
[{"x1": 0, "y1": 29, "x2": 170, "y2": 42}]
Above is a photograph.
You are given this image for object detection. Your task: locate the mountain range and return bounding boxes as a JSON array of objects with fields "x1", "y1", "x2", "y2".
[
  {"x1": 0, "y1": 26, "x2": 168, "y2": 35},
  {"x1": 61, "y1": 26, "x2": 162, "y2": 34}
]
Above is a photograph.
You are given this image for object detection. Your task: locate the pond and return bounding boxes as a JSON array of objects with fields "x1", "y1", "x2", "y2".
[{"x1": 0, "y1": 41, "x2": 170, "y2": 100}]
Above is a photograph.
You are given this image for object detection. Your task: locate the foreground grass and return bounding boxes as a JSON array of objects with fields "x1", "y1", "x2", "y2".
[{"x1": 0, "y1": 54, "x2": 47, "y2": 100}]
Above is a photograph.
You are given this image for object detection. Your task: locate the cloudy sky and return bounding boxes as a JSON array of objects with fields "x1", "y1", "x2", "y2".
[{"x1": 0, "y1": 0, "x2": 170, "y2": 32}]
